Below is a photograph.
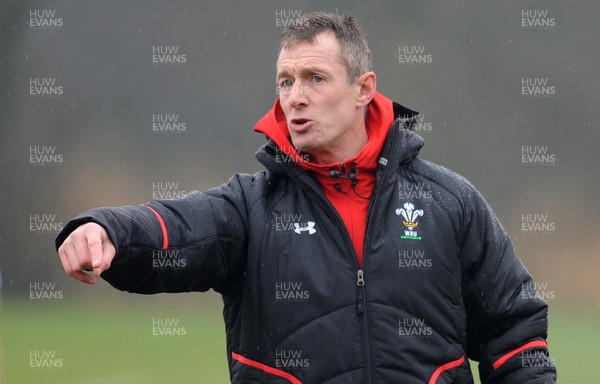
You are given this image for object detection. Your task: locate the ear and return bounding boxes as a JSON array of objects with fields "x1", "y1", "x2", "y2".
[{"x1": 355, "y1": 71, "x2": 377, "y2": 108}]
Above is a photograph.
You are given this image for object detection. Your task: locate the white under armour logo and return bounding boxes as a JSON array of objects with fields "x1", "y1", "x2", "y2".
[{"x1": 293, "y1": 222, "x2": 316, "y2": 235}]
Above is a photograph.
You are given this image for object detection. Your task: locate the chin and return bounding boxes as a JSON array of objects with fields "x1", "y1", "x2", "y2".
[
  {"x1": 289, "y1": 136, "x2": 309, "y2": 149},
  {"x1": 293, "y1": 142, "x2": 319, "y2": 154}
]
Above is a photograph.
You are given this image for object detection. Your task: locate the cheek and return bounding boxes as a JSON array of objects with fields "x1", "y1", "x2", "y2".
[
  {"x1": 328, "y1": 88, "x2": 355, "y2": 110},
  {"x1": 328, "y1": 99, "x2": 356, "y2": 125},
  {"x1": 280, "y1": 98, "x2": 291, "y2": 116}
]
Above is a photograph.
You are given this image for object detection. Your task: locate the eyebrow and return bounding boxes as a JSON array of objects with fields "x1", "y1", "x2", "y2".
[{"x1": 276, "y1": 66, "x2": 329, "y2": 80}]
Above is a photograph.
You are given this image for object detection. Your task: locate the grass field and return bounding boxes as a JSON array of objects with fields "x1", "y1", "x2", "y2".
[{"x1": 1, "y1": 292, "x2": 597, "y2": 383}]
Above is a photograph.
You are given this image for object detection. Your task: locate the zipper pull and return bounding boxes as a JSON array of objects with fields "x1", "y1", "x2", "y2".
[
  {"x1": 356, "y1": 269, "x2": 365, "y2": 315},
  {"x1": 357, "y1": 269, "x2": 365, "y2": 286}
]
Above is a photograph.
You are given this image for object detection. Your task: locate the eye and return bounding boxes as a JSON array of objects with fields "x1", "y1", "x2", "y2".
[
  {"x1": 280, "y1": 78, "x2": 293, "y2": 88},
  {"x1": 312, "y1": 75, "x2": 324, "y2": 83}
]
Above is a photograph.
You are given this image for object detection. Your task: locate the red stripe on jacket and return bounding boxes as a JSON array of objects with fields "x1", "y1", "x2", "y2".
[
  {"x1": 146, "y1": 205, "x2": 168, "y2": 249},
  {"x1": 429, "y1": 355, "x2": 465, "y2": 384},
  {"x1": 232, "y1": 351, "x2": 302, "y2": 384},
  {"x1": 493, "y1": 340, "x2": 549, "y2": 370}
]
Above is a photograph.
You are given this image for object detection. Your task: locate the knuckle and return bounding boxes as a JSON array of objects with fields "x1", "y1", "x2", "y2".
[{"x1": 68, "y1": 231, "x2": 84, "y2": 245}]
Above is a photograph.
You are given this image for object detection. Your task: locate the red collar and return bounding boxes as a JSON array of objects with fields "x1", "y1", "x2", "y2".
[{"x1": 254, "y1": 92, "x2": 396, "y2": 184}]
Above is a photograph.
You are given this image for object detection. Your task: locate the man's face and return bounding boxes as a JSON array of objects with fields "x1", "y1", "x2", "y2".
[{"x1": 276, "y1": 32, "x2": 365, "y2": 160}]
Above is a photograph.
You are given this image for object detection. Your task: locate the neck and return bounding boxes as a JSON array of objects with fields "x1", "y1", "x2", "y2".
[{"x1": 308, "y1": 122, "x2": 369, "y2": 165}]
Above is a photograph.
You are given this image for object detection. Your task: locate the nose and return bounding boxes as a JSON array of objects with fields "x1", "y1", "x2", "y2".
[{"x1": 285, "y1": 80, "x2": 309, "y2": 109}]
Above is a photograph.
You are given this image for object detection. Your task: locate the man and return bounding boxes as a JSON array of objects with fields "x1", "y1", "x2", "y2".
[{"x1": 56, "y1": 12, "x2": 556, "y2": 383}]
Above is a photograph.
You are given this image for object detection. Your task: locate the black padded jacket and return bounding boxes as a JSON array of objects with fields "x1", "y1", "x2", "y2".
[{"x1": 56, "y1": 103, "x2": 556, "y2": 383}]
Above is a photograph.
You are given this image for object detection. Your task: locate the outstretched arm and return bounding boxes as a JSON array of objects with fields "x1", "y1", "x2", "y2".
[{"x1": 56, "y1": 174, "x2": 254, "y2": 295}]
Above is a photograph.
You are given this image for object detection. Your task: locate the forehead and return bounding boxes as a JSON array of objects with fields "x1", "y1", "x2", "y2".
[{"x1": 276, "y1": 32, "x2": 345, "y2": 74}]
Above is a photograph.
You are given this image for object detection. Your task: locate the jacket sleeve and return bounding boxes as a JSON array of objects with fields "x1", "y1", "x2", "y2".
[
  {"x1": 55, "y1": 174, "x2": 255, "y2": 295},
  {"x1": 458, "y1": 186, "x2": 557, "y2": 383}
]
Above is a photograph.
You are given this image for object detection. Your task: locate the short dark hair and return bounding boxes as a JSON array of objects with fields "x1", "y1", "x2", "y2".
[{"x1": 279, "y1": 12, "x2": 373, "y2": 84}]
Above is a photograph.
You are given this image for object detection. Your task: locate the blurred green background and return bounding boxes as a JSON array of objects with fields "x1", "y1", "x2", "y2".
[
  {"x1": 3, "y1": 294, "x2": 600, "y2": 383},
  {"x1": 1, "y1": 0, "x2": 599, "y2": 382}
]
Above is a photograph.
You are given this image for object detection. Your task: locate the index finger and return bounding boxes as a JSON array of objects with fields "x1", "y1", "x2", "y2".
[{"x1": 86, "y1": 231, "x2": 104, "y2": 270}]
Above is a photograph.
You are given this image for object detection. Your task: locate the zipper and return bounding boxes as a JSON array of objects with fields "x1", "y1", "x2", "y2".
[
  {"x1": 358, "y1": 123, "x2": 397, "y2": 384},
  {"x1": 356, "y1": 269, "x2": 365, "y2": 315},
  {"x1": 277, "y1": 126, "x2": 397, "y2": 384},
  {"x1": 292, "y1": 167, "x2": 372, "y2": 382}
]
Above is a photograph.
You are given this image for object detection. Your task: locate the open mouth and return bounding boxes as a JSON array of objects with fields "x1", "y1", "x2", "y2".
[{"x1": 290, "y1": 118, "x2": 313, "y2": 132}]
